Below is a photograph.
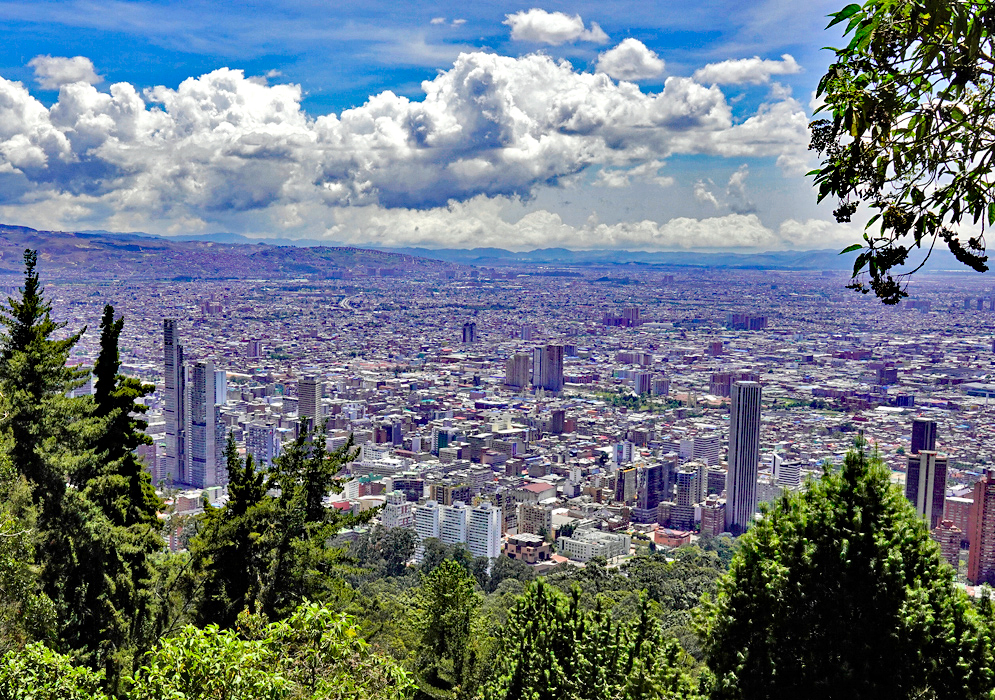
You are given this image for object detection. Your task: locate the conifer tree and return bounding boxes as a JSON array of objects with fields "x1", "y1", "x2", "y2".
[
  {"x1": 699, "y1": 446, "x2": 995, "y2": 699},
  {"x1": 0, "y1": 249, "x2": 86, "y2": 514}
]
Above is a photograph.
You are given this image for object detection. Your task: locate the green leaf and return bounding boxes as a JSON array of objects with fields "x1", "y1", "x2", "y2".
[
  {"x1": 827, "y1": 4, "x2": 862, "y2": 29},
  {"x1": 840, "y1": 244, "x2": 864, "y2": 254},
  {"x1": 987, "y1": 202, "x2": 995, "y2": 227}
]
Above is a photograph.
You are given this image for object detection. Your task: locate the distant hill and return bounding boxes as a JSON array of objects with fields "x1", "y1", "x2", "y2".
[
  {"x1": 0, "y1": 223, "x2": 981, "y2": 279},
  {"x1": 0, "y1": 225, "x2": 458, "y2": 281}
]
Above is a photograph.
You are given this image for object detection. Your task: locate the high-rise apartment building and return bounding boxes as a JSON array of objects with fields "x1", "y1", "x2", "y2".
[
  {"x1": 726, "y1": 381, "x2": 761, "y2": 535},
  {"x1": 905, "y1": 450, "x2": 947, "y2": 529},
  {"x1": 163, "y1": 319, "x2": 186, "y2": 485},
  {"x1": 187, "y1": 359, "x2": 225, "y2": 489},
  {"x1": 246, "y1": 422, "x2": 283, "y2": 468},
  {"x1": 505, "y1": 353, "x2": 531, "y2": 389},
  {"x1": 634, "y1": 372, "x2": 652, "y2": 395},
  {"x1": 466, "y1": 501, "x2": 501, "y2": 562},
  {"x1": 931, "y1": 519, "x2": 962, "y2": 569},
  {"x1": 692, "y1": 434, "x2": 721, "y2": 466},
  {"x1": 911, "y1": 418, "x2": 937, "y2": 455},
  {"x1": 532, "y1": 345, "x2": 564, "y2": 393},
  {"x1": 381, "y1": 490, "x2": 413, "y2": 529},
  {"x1": 298, "y1": 375, "x2": 322, "y2": 429},
  {"x1": 968, "y1": 469, "x2": 995, "y2": 585}
]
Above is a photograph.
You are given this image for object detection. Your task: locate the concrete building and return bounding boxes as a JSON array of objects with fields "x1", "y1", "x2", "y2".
[
  {"x1": 969, "y1": 469, "x2": 995, "y2": 586},
  {"x1": 931, "y1": 519, "x2": 962, "y2": 569},
  {"x1": 726, "y1": 381, "x2": 762, "y2": 535},
  {"x1": 298, "y1": 376, "x2": 323, "y2": 429},
  {"x1": 187, "y1": 359, "x2": 225, "y2": 488},
  {"x1": 503, "y1": 532, "x2": 552, "y2": 564},
  {"x1": 532, "y1": 344, "x2": 564, "y2": 393},
  {"x1": 381, "y1": 490, "x2": 413, "y2": 529},
  {"x1": 906, "y1": 450, "x2": 948, "y2": 529},
  {"x1": 700, "y1": 496, "x2": 726, "y2": 537},
  {"x1": 466, "y1": 501, "x2": 502, "y2": 561},
  {"x1": 505, "y1": 353, "x2": 531, "y2": 389},
  {"x1": 557, "y1": 530, "x2": 630, "y2": 562},
  {"x1": 911, "y1": 418, "x2": 937, "y2": 454}
]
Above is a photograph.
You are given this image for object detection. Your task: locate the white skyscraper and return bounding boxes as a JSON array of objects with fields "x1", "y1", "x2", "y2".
[
  {"x1": 298, "y1": 375, "x2": 322, "y2": 430},
  {"x1": 726, "y1": 381, "x2": 762, "y2": 535},
  {"x1": 382, "y1": 490, "x2": 414, "y2": 529}
]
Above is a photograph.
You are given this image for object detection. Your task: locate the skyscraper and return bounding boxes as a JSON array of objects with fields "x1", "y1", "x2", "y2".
[
  {"x1": 462, "y1": 322, "x2": 477, "y2": 343},
  {"x1": 298, "y1": 375, "x2": 322, "y2": 430},
  {"x1": 905, "y1": 450, "x2": 947, "y2": 529},
  {"x1": 726, "y1": 380, "x2": 761, "y2": 535},
  {"x1": 968, "y1": 469, "x2": 995, "y2": 586},
  {"x1": 532, "y1": 344, "x2": 564, "y2": 393},
  {"x1": 505, "y1": 353, "x2": 531, "y2": 389},
  {"x1": 163, "y1": 319, "x2": 186, "y2": 485},
  {"x1": 187, "y1": 359, "x2": 224, "y2": 489},
  {"x1": 911, "y1": 418, "x2": 937, "y2": 455}
]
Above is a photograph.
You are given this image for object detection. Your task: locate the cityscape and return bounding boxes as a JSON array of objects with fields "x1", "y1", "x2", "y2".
[
  {"x1": 3, "y1": 0, "x2": 995, "y2": 697},
  {"x1": 29, "y1": 241, "x2": 995, "y2": 587}
]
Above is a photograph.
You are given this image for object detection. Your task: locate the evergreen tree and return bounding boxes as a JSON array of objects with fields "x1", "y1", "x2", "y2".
[
  {"x1": 191, "y1": 433, "x2": 266, "y2": 628},
  {"x1": 417, "y1": 558, "x2": 481, "y2": 694},
  {"x1": 0, "y1": 249, "x2": 86, "y2": 515},
  {"x1": 481, "y1": 578, "x2": 699, "y2": 700},
  {"x1": 699, "y1": 447, "x2": 995, "y2": 699}
]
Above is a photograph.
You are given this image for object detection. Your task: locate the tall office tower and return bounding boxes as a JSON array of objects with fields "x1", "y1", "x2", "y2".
[
  {"x1": 772, "y1": 454, "x2": 802, "y2": 489},
  {"x1": 466, "y1": 501, "x2": 502, "y2": 562},
  {"x1": 163, "y1": 319, "x2": 187, "y2": 485},
  {"x1": 968, "y1": 469, "x2": 995, "y2": 585},
  {"x1": 726, "y1": 381, "x2": 762, "y2": 535},
  {"x1": 905, "y1": 450, "x2": 948, "y2": 529},
  {"x1": 520, "y1": 324, "x2": 535, "y2": 341},
  {"x1": 634, "y1": 372, "x2": 652, "y2": 395},
  {"x1": 462, "y1": 322, "x2": 477, "y2": 343},
  {"x1": 615, "y1": 466, "x2": 638, "y2": 503},
  {"x1": 187, "y1": 360, "x2": 224, "y2": 489},
  {"x1": 298, "y1": 376, "x2": 322, "y2": 429},
  {"x1": 505, "y1": 353, "x2": 531, "y2": 389},
  {"x1": 641, "y1": 463, "x2": 665, "y2": 507},
  {"x1": 911, "y1": 418, "x2": 937, "y2": 455},
  {"x1": 247, "y1": 339, "x2": 263, "y2": 358},
  {"x1": 532, "y1": 344, "x2": 564, "y2": 393}
]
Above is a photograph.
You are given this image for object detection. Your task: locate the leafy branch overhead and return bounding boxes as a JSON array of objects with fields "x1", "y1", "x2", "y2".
[{"x1": 810, "y1": 0, "x2": 995, "y2": 303}]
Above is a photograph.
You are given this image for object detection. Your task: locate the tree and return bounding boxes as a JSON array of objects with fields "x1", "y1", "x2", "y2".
[
  {"x1": 416, "y1": 558, "x2": 481, "y2": 695},
  {"x1": 0, "y1": 249, "x2": 87, "y2": 514},
  {"x1": 811, "y1": 0, "x2": 995, "y2": 303},
  {"x1": 130, "y1": 602, "x2": 413, "y2": 700},
  {"x1": 481, "y1": 578, "x2": 700, "y2": 700},
  {"x1": 0, "y1": 642, "x2": 108, "y2": 700},
  {"x1": 698, "y1": 447, "x2": 995, "y2": 699}
]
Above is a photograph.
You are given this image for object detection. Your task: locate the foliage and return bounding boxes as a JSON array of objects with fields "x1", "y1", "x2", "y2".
[
  {"x1": 480, "y1": 578, "x2": 701, "y2": 700},
  {"x1": 0, "y1": 642, "x2": 108, "y2": 700},
  {"x1": 811, "y1": 0, "x2": 995, "y2": 302},
  {"x1": 350, "y1": 524, "x2": 418, "y2": 578},
  {"x1": 699, "y1": 447, "x2": 995, "y2": 699},
  {"x1": 132, "y1": 601, "x2": 413, "y2": 700},
  {"x1": 416, "y1": 559, "x2": 483, "y2": 696}
]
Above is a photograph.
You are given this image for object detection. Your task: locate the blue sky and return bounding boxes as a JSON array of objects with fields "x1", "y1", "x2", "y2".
[{"x1": 0, "y1": 0, "x2": 864, "y2": 251}]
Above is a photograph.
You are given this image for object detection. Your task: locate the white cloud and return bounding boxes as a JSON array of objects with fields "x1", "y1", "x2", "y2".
[
  {"x1": 503, "y1": 9, "x2": 608, "y2": 45},
  {"x1": 321, "y1": 197, "x2": 795, "y2": 251},
  {"x1": 451, "y1": 18, "x2": 466, "y2": 26},
  {"x1": 694, "y1": 180, "x2": 720, "y2": 208},
  {"x1": 28, "y1": 55, "x2": 101, "y2": 90},
  {"x1": 595, "y1": 39, "x2": 665, "y2": 81},
  {"x1": 430, "y1": 17, "x2": 446, "y2": 24},
  {"x1": 726, "y1": 164, "x2": 756, "y2": 214},
  {"x1": 693, "y1": 54, "x2": 801, "y2": 85},
  {"x1": 0, "y1": 51, "x2": 809, "y2": 239}
]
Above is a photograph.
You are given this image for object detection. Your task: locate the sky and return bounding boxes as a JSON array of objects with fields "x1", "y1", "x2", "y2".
[{"x1": 0, "y1": 0, "x2": 866, "y2": 252}]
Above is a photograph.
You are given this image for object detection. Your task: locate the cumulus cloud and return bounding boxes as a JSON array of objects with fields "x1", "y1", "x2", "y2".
[
  {"x1": 693, "y1": 54, "x2": 801, "y2": 85},
  {"x1": 595, "y1": 39, "x2": 665, "y2": 81},
  {"x1": 0, "y1": 50, "x2": 809, "y2": 240},
  {"x1": 694, "y1": 180, "x2": 720, "y2": 208},
  {"x1": 28, "y1": 55, "x2": 101, "y2": 90},
  {"x1": 726, "y1": 164, "x2": 756, "y2": 214},
  {"x1": 321, "y1": 196, "x2": 803, "y2": 251},
  {"x1": 430, "y1": 17, "x2": 446, "y2": 24},
  {"x1": 503, "y1": 9, "x2": 608, "y2": 45}
]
